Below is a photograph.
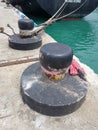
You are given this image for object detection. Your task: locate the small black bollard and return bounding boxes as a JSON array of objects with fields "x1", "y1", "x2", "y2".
[{"x1": 9, "y1": 19, "x2": 42, "y2": 50}]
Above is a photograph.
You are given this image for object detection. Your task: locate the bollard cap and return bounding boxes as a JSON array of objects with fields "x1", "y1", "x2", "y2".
[
  {"x1": 18, "y1": 19, "x2": 34, "y2": 30},
  {"x1": 40, "y1": 42, "x2": 73, "y2": 70}
]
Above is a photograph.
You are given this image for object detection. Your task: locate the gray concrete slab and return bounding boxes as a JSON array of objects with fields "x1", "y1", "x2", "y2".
[{"x1": 0, "y1": 62, "x2": 98, "y2": 130}]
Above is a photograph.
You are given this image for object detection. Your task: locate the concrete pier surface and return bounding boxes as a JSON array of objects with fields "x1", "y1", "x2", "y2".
[{"x1": 0, "y1": 1, "x2": 98, "y2": 130}]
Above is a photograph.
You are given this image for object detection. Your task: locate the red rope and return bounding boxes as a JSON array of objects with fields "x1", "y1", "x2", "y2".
[
  {"x1": 41, "y1": 59, "x2": 85, "y2": 80},
  {"x1": 41, "y1": 66, "x2": 69, "y2": 80}
]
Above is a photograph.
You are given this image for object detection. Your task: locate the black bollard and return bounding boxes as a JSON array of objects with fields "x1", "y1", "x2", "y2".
[
  {"x1": 21, "y1": 42, "x2": 87, "y2": 116},
  {"x1": 40, "y1": 42, "x2": 73, "y2": 80},
  {"x1": 9, "y1": 19, "x2": 42, "y2": 50}
]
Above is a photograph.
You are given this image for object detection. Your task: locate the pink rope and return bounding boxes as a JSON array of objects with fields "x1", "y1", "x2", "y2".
[
  {"x1": 41, "y1": 66, "x2": 67, "y2": 76},
  {"x1": 41, "y1": 59, "x2": 85, "y2": 78},
  {"x1": 69, "y1": 59, "x2": 85, "y2": 75}
]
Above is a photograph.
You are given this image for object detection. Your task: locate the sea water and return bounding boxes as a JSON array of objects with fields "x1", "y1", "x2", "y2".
[{"x1": 30, "y1": 8, "x2": 98, "y2": 73}]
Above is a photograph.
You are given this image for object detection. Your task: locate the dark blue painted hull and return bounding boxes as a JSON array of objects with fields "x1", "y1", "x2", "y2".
[{"x1": 9, "y1": 0, "x2": 98, "y2": 18}]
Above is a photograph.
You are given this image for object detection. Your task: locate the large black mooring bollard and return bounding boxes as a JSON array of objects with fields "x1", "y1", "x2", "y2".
[{"x1": 21, "y1": 42, "x2": 87, "y2": 116}]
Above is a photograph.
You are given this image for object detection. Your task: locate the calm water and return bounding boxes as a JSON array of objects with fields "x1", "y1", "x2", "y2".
[{"x1": 30, "y1": 8, "x2": 98, "y2": 73}]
